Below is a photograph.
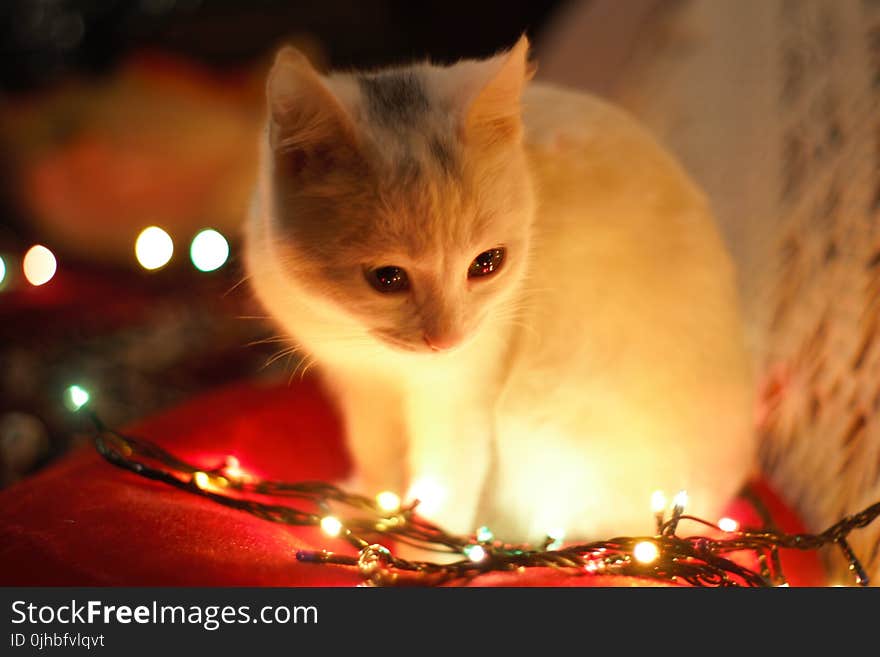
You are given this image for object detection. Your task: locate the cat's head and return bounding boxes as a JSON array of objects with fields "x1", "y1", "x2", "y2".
[{"x1": 261, "y1": 37, "x2": 535, "y2": 355}]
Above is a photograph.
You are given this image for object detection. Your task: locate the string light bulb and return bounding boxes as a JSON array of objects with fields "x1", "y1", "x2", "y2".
[
  {"x1": 406, "y1": 476, "x2": 447, "y2": 517},
  {"x1": 476, "y1": 526, "x2": 494, "y2": 543},
  {"x1": 192, "y1": 471, "x2": 210, "y2": 490},
  {"x1": 63, "y1": 385, "x2": 90, "y2": 412},
  {"x1": 320, "y1": 516, "x2": 343, "y2": 537},
  {"x1": 23, "y1": 245, "x2": 57, "y2": 286},
  {"x1": 463, "y1": 544, "x2": 487, "y2": 562},
  {"x1": 666, "y1": 489, "x2": 688, "y2": 535},
  {"x1": 718, "y1": 517, "x2": 739, "y2": 533},
  {"x1": 0, "y1": 254, "x2": 6, "y2": 287},
  {"x1": 651, "y1": 490, "x2": 667, "y2": 514},
  {"x1": 546, "y1": 528, "x2": 566, "y2": 550},
  {"x1": 673, "y1": 490, "x2": 689, "y2": 510},
  {"x1": 651, "y1": 490, "x2": 667, "y2": 533},
  {"x1": 221, "y1": 455, "x2": 249, "y2": 482},
  {"x1": 633, "y1": 541, "x2": 660, "y2": 564},
  {"x1": 376, "y1": 491, "x2": 401, "y2": 513}
]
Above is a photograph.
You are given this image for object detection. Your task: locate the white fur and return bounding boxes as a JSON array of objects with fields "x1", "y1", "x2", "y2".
[{"x1": 246, "y1": 49, "x2": 755, "y2": 543}]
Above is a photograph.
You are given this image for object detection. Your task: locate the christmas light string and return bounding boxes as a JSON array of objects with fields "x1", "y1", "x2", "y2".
[{"x1": 84, "y1": 410, "x2": 880, "y2": 587}]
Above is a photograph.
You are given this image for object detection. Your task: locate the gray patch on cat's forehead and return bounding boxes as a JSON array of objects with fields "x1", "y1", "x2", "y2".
[
  {"x1": 358, "y1": 71, "x2": 429, "y2": 127},
  {"x1": 429, "y1": 136, "x2": 455, "y2": 175},
  {"x1": 357, "y1": 70, "x2": 458, "y2": 177}
]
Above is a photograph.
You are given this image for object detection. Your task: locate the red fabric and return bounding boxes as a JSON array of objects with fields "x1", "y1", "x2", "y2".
[{"x1": 0, "y1": 377, "x2": 827, "y2": 586}]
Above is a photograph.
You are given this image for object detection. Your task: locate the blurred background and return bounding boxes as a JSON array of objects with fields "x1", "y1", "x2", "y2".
[{"x1": 0, "y1": 0, "x2": 565, "y2": 488}]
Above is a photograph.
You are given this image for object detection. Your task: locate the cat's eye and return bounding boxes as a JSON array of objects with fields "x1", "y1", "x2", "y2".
[
  {"x1": 366, "y1": 266, "x2": 410, "y2": 293},
  {"x1": 468, "y1": 248, "x2": 505, "y2": 279}
]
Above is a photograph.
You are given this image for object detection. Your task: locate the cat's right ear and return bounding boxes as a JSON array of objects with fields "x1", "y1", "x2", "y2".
[{"x1": 267, "y1": 46, "x2": 359, "y2": 168}]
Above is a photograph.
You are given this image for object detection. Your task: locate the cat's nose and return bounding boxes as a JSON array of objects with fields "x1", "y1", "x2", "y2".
[{"x1": 423, "y1": 333, "x2": 460, "y2": 352}]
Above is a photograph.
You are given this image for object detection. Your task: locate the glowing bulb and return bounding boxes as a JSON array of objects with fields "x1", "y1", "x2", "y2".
[
  {"x1": 376, "y1": 491, "x2": 401, "y2": 513},
  {"x1": 135, "y1": 226, "x2": 174, "y2": 270},
  {"x1": 476, "y1": 526, "x2": 494, "y2": 543},
  {"x1": 633, "y1": 541, "x2": 659, "y2": 564},
  {"x1": 673, "y1": 490, "x2": 689, "y2": 510},
  {"x1": 718, "y1": 517, "x2": 739, "y2": 533},
  {"x1": 320, "y1": 516, "x2": 343, "y2": 537},
  {"x1": 547, "y1": 528, "x2": 566, "y2": 550},
  {"x1": 406, "y1": 476, "x2": 447, "y2": 517},
  {"x1": 651, "y1": 490, "x2": 667, "y2": 513},
  {"x1": 222, "y1": 455, "x2": 247, "y2": 481},
  {"x1": 190, "y1": 228, "x2": 229, "y2": 272},
  {"x1": 463, "y1": 544, "x2": 486, "y2": 562},
  {"x1": 23, "y1": 245, "x2": 57, "y2": 286},
  {"x1": 193, "y1": 471, "x2": 210, "y2": 489},
  {"x1": 0, "y1": 254, "x2": 6, "y2": 287},
  {"x1": 63, "y1": 385, "x2": 90, "y2": 411}
]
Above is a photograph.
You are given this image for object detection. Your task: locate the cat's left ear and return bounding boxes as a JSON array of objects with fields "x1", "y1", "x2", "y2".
[{"x1": 464, "y1": 35, "x2": 535, "y2": 145}]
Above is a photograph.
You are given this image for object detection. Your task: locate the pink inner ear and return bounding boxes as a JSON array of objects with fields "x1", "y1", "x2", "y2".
[
  {"x1": 267, "y1": 53, "x2": 358, "y2": 154},
  {"x1": 464, "y1": 37, "x2": 531, "y2": 143}
]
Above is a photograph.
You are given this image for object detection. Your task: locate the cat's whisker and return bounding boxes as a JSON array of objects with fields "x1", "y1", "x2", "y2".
[
  {"x1": 493, "y1": 304, "x2": 536, "y2": 319},
  {"x1": 286, "y1": 360, "x2": 301, "y2": 386},
  {"x1": 299, "y1": 356, "x2": 320, "y2": 381},
  {"x1": 223, "y1": 273, "x2": 252, "y2": 297},
  {"x1": 261, "y1": 345, "x2": 304, "y2": 370},
  {"x1": 245, "y1": 335, "x2": 291, "y2": 348},
  {"x1": 288, "y1": 353, "x2": 318, "y2": 385}
]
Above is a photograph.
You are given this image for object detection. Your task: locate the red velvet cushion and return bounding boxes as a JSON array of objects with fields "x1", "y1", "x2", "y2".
[{"x1": 0, "y1": 377, "x2": 826, "y2": 586}]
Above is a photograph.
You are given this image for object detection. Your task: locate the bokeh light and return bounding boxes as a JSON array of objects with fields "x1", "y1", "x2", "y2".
[
  {"x1": 463, "y1": 544, "x2": 486, "y2": 562},
  {"x1": 0, "y1": 255, "x2": 6, "y2": 287},
  {"x1": 406, "y1": 476, "x2": 447, "y2": 518},
  {"x1": 476, "y1": 526, "x2": 494, "y2": 542},
  {"x1": 718, "y1": 517, "x2": 739, "y2": 533},
  {"x1": 193, "y1": 471, "x2": 210, "y2": 490},
  {"x1": 135, "y1": 226, "x2": 174, "y2": 270},
  {"x1": 546, "y1": 527, "x2": 565, "y2": 550},
  {"x1": 320, "y1": 516, "x2": 343, "y2": 537},
  {"x1": 222, "y1": 455, "x2": 248, "y2": 482},
  {"x1": 63, "y1": 385, "x2": 90, "y2": 412},
  {"x1": 376, "y1": 491, "x2": 401, "y2": 513},
  {"x1": 23, "y1": 245, "x2": 57, "y2": 286},
  {"x1": 673, "y1": 490, "x2": 689, "y2": 510},
  {"x1": 651, "y1": 490, "x2": 667, "y2": 513},
  {"x1": 633, "y1": 541, "x2": 659, "y2": 564},
  {"x1": 190, "y1": 229, "x2": 229, "y2": 272}
]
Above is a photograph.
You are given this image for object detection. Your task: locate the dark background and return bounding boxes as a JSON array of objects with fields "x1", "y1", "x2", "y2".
[{"x1": 1, "y1": 0, "x2": 564, "y2": 93}]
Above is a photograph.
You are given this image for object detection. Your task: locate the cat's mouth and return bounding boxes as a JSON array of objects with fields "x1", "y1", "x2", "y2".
[
  {"x1": 369, "y1": 330, "x2": 422, "y2": 353},
  {"x1": 370, "y1": 330, "x2": 463, "y2": 355}
]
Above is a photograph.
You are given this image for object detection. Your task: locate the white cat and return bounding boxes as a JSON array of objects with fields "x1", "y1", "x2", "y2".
[{"x1": 245, "y1": 36, "x2": 756, "y2": 544}]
